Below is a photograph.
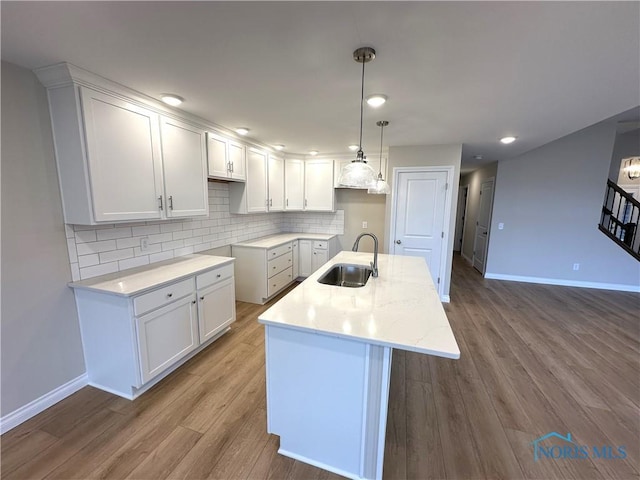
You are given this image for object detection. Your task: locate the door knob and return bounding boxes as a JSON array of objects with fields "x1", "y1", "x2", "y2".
[{"x1": 396, "y1": 240, "x2": 402, "y2": 244}]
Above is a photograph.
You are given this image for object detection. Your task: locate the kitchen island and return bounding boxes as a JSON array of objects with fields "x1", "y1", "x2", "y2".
[{"x1": 258, "y1": 251, "x2": 459, "y2": 480}]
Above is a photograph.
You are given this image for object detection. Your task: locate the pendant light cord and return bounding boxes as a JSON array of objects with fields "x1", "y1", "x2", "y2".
[
  {"x1": 379, "y1": 122, "x2": 384, "y2": 175},
  {"x1": 358, "y1": 57, "x2": 365, "y2": 158}
]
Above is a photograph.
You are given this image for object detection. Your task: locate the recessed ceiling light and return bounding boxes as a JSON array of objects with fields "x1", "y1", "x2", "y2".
[
  {"x1": 274, "y1": 144, "x2": 285, "y2": 151},
  {"x1": 366, "y1": 94, "x2": 387, "y2": 107},
  {"x1": 309, "y1": 150, "x2": 319, "y2": 156},
  {"x1": 160, "y1": 94, "x2": 184, "y2": 106},
  {"x1": 500, "y1": 136, "x2": 517, "y2": 144},
  {"x1": 348, "y1": 145, "x2": 359, "y2": 151},
  {"x1": 236, "y1": 128, "x2": 250, "y2": 136}
]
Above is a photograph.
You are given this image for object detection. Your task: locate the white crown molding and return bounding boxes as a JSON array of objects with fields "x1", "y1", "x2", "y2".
[{"x1": 32, "y1": 62, "x2": 279, "y2": 155}]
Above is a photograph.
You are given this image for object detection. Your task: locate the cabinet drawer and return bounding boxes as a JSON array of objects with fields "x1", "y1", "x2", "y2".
[
  {"x1": 267, "y1": 267, "x2": 293, "y2": 298},
  {"x1": 313, "y1": 240, "x2": 328, "y2": 250},
  {"x1": 134, "y1": 278, "x2": 195, "y2": 316},
  {"x1": 196, "y1": 263, "x2": 234, "y2": 290},
  {"x1": 268, "y1": 252, "x2": 293, "y2": 278},
  {"x1": 267, "y1": 242, "x2": 293, "y2": 260}
]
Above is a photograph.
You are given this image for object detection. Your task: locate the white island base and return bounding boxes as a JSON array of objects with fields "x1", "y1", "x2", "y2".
[
  {"x1": 265, "y1": 324, "x2": 392, "y2": 480},
  {"x1": 260, "y1": 251, "x2": 460, "y2": 480}
]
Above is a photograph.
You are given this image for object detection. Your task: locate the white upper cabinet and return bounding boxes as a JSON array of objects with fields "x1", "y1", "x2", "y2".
[
  {"x1": 160, "y1": 117, "x2": 208, "y2": 218},
  {"x1": 80, "y1": 87, "x2": 164, "y2": 222},
  {"x1": 268, "y1": 155, "x2": 285, "y2": 211},
  {"x1": 285, "y1": 159, "x2": 305, "y2": 210},
  {"x1": 305, "y1": 159, "x2": 335, "y2": 211},
  {"x1": 36, "y1": 64, "x2": 209, "y2": 224},
  {"x1": 206, "y1": 131, "x2": 246, "y2": 181},
  {"x1": 230, "y1": 148, "x2": 269, "y2": 214}
]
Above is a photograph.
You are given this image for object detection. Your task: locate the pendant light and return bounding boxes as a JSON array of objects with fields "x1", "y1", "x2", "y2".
[
  {"x1": 368, "y1": 121, "x2": 391, "y2": 194},
  {"x1": 338, "y1": 47, "x2": 378, "y2": 188}
]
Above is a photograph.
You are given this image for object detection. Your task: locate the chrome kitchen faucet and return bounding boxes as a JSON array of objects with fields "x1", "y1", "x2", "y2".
[{"x1": 352, "y1": 233, "x2": 379, "y2": 277}]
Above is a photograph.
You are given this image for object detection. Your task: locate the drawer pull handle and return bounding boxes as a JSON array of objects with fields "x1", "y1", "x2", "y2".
[
  {"x1": 200, "y1": 296, "x2": 205, "y2": 301},
  {"x1": 167, "y1": 293, "x2": 173, "y2": 298}
]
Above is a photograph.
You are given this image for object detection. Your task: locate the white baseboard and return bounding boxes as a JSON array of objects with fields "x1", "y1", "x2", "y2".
[
  {"x1": 484, "y1": 273, "x2": 640, "y2": 293},
  {"x1": 0, "y1": 373, "x2": 88, "y2": 434},
  {"x1": 278, "y1": 448, "x2": 360, "y2": 480},
  {"x1": 441, "y1": 295, "x2": 451, "y2": 303}
]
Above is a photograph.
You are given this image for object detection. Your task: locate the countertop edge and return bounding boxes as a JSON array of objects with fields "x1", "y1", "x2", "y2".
[
  {"x1": 69, "y1": 256, "x2": 235, "y2": 297},
  {"x1": 232, "y1": 233, "x2": 337, "y2": 249},
  {"x1": 258, "y1": 319, "x2": 461, "y2": 359}
]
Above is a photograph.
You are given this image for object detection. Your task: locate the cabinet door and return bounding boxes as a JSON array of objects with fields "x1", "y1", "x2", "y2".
[
  {"x1": 80, "y1": 87, "x2": 163, "y2": 222},
  {"x1": 246, "y1": 149, "x2": 268, "y2": 213},
  {"x1": 313, "y1": 248, "x2": 329, "y2": 272},
  {"x1": 228, "y1": 141, "x2": 246, "y2": 181},
  {"x1": 161, "y1": 117, "x2": 209, "y2": 218},
  {"x1": 268, "y1": 155, "x2": 285, "y2": 211},
  {"x1": 207, "y1": 132, "x2": 230, "y2": 179},
  {"x1": 198, "y1": 277, "x2": 236, "y2": 343},
  {"x1": 136, "y1": 295, "x2": 198, "y2": 384},
  {"x1": 305, "y1": 159, "x2": 335, "y2": 211},
  {"x1": 292, "y1": 241, "x2": 299, "y2": 278},
  {"x1": 298, "y1": 240, "x2": 312, "y2": 277},
  {"x1": 285, "y1": 159, "x2": 305, "y2": 210}
]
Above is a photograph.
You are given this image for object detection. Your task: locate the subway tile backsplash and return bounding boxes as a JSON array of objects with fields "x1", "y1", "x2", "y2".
[{"x1": 66, "y1": 182, "x2": 345, "y2": 281}]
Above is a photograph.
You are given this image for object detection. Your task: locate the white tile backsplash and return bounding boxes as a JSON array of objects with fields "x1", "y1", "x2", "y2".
[{"x1": 67, "y1": 183, "x2": 344, "y2": 281}]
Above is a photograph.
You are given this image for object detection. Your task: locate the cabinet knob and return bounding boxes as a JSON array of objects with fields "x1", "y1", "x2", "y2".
[
  {"x1": 396, "y1": 240, "x2": 402, "y2": 244},
  {"x1": 166, "y1": 293, "x2": 173, "y2": 298},
  {"x1": 216, "y1": 274, "x2": 221, "y2": 278},
  {"x1": 273, "y1": 266, "x2": 276, "y2": 270},
  {"x1": 192, "y1": 300, "x2": 196, "y2": 305},
  {"x1": 200, "y1": 296, "x2": 205, "y2": 301}
]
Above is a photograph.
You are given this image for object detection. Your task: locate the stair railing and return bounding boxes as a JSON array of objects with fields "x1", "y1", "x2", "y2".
[{"x1": 599, "y1": 180, "x2": 640, "y2": 261}]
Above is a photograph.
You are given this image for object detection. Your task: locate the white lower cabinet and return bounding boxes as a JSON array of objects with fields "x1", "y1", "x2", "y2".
[
  {"x1": 197, "y1": 273, "x2": 236, "y2": 343},
  {"x1": 232, "y1": 242, "x2": 294, "y2": 304},
  {"x1": 136, "y1": 294, "x2": 199, "y2": 384},
  {"x1": 73, "y1": 261, "x2": 235, "y2": 399},
  {"x1": 298, "y1": 240, "x2": 313, "y2": 278}
]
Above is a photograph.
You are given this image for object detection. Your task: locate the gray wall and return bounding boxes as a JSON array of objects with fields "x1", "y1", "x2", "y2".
[
  {"x1": 385, "y1": 144, "x2": 462, "y2": 298},
  {"x1": 335, "y1": 189, "x2": 386, "y2": 253},
  {"x1": 486, "y1": 120, "x2": 640, "y2": 287},
  {"x1": 1, "y1": 61, "x2": 86, "y2": 417},
  {"x1": 459, "y1": 162, "x2": 498, "y2": 262}
]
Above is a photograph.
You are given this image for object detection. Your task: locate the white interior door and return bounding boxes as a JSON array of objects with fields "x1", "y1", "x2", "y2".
[
  {"x1": 391, "y1": 169, "x2": 449, "y2": 288},
  {"x1": 473, "y1": 178, "x2": 495, "y2": 274}
]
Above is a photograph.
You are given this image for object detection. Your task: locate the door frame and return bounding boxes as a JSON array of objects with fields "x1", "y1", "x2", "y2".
[
  {"x1": 455, "y1": 183, "x2": 470, "y2": 254},
  {"x1": 472, "y1": 176, "x2": 495, "y2": 275},
  {"x1": 388, "y1": 166, "x2": 455, "y2": 300}
]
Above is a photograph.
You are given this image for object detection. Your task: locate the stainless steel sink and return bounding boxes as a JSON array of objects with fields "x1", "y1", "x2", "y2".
[{"x1": 317, "y1": 263, "x2": 373, "y2": 288}]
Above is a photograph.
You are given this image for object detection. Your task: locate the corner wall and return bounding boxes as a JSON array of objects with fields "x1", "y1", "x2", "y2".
[
  {"x1": 486, "y1": 120, "x2": 640, "y2": 290},
  {"x1": 1, "y1": 61, "x2": 86, "y2": 418}
]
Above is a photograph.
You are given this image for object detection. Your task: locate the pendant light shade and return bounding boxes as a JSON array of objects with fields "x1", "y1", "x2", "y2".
[
  {"x1": 368, "y1": 120, "x2": 391, "y2": 194},
  {"x1": 338, "y1": 47, "x2": 378, "y2": 189}
]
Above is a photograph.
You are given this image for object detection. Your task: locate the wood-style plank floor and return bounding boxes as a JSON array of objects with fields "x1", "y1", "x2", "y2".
[{"x1": 2, "y1": 256, "x2": 639, "y2": 479}]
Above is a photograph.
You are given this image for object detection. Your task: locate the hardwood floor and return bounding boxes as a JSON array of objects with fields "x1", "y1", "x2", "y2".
[{"x1": 2, "y1": 256, "x2": 639, "y2": 479}]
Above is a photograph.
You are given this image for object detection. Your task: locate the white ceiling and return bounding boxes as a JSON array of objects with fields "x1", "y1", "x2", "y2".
[{"x1": 2, "y1": 1, "x2": 639, "y2": 172}]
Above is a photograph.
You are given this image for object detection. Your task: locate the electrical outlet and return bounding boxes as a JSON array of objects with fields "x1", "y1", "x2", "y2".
[
  {"x1": 573, "y1": 263, "x2": 580, "y2": 271},
  {"x1": 140, "y1": 237, "x2": 150, "y2": 252},
  {"x1": 498, "y1": 223, "x2": 504, "y2": 230},
  {"x1": 362, "y1": 221, "x2": 368, "y2": 229}
]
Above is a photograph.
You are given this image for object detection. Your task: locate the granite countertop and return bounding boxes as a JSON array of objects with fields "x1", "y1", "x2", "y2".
[
  {"x1": 258, "y1": 251, "x2": 460, "y2": 359},
  {"x1": 232, "y1": 233, "x2": 336, "y2": 249},
  {"x1": 68, "y1": 254, "x2": 234, "y2": 297}
]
